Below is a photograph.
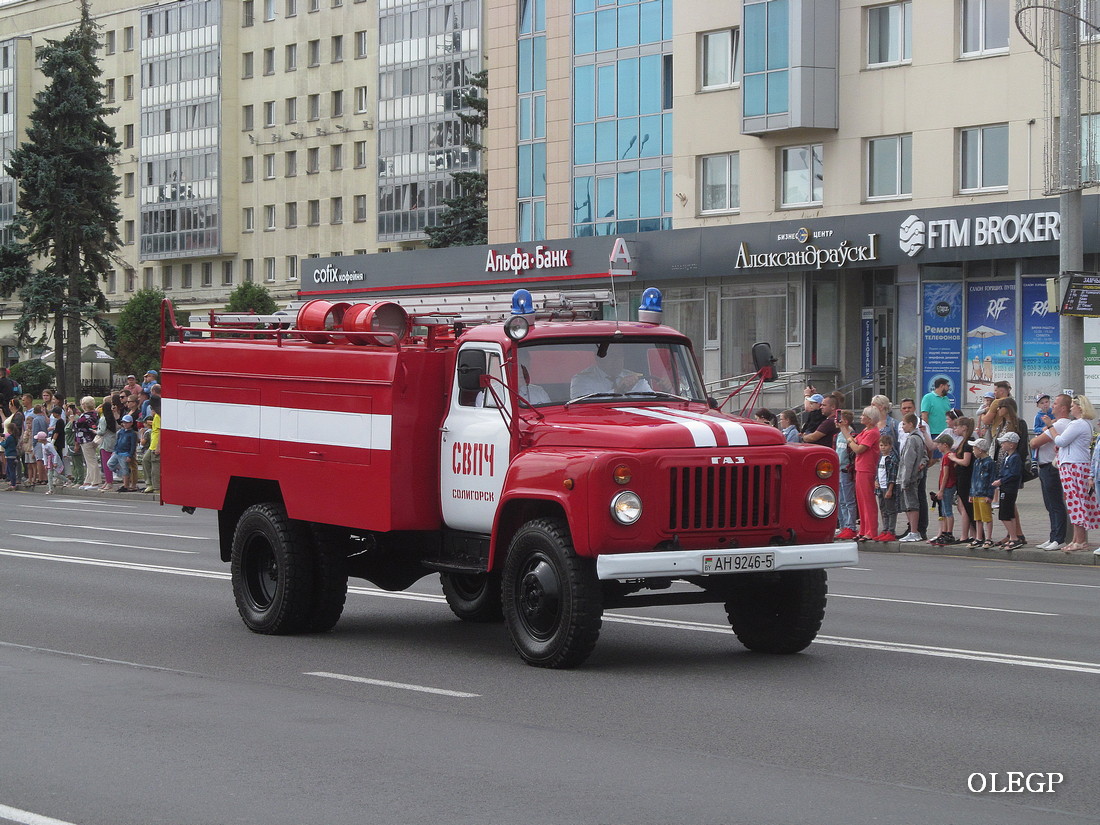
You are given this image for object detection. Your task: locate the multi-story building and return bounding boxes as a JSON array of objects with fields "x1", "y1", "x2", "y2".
[{"x1": 3, "y1": 0, "x2": 1098, "y2": 404}]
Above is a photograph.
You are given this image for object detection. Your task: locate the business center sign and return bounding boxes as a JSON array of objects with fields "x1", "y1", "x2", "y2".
[{"x1": 733, "y1": 228, "x2": 881, "y2": 271}]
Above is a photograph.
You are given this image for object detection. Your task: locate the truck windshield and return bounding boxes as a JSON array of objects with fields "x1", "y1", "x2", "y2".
[{"x1": 517, "y1": 340, "x2": 707, "y2": 405}]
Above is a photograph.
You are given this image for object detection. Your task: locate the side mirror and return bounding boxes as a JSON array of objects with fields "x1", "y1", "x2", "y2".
[
  {"x1": 751, "y1": 342, "x2": 778, "y2": 382},
  {"x1": 456, "y1": 349, "x2": 487, "y2": 392}
]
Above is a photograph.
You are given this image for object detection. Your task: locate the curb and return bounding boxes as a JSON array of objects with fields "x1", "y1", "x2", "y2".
[{"x1": 859, "y1": 540, "x2": 1099, "y2": 566}]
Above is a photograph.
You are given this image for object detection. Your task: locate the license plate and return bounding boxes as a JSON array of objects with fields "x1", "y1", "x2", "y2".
[{"x1": 702, "y1": 552, "x2": 775, "y2": 574}]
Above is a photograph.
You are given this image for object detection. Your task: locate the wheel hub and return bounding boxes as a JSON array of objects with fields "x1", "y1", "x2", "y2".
[{"x1": 519, "y1": 559, "x2": 560, "y2": 636}]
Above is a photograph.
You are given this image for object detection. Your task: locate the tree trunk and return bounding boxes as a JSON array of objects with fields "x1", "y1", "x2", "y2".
[{"x1": 52, "y1": 311, "x2": 66, "y2": 399}]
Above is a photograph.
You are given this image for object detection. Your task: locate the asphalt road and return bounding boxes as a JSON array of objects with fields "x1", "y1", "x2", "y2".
[{"x1": 1, "y1": 492, "x2": 1098, "y2": 825}]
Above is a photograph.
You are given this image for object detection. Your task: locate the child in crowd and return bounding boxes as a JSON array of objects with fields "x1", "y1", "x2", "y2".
[
  {"x1": 930, "y1": 433, "x2": 959, "y2": 545},
  {"x1": 992, "y1": 430, "x2": 1024, "y2": 550},
  {"x1": 779, "y1": 409, "x2": 800, "y2": 443},
  {"x1": 875, "y1": 435, "x2": 899, "y2": 541},
  {"x1": 35, "y1": 432, "x2": 63, "y2": 495},
  {"x1": 895, "y1": 413, "x2": 925, "y2": 542},
  {"x1": 969, "y1": 438, "x2": 996, "y2": 548},
  {"x1": 2, "y1": 422, "x2": 18, "y2": 491}
]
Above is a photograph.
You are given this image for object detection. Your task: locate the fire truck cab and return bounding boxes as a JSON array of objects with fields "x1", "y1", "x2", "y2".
[{"x1": 160, "y1": 288, "x2": 857, "y2": 668}]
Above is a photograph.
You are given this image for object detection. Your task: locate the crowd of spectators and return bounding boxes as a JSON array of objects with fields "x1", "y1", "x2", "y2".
[
  {"x1": 0, "y1": 368, "x2": 161, "y2": 496},
  {"x1": 761, "y1": 380, "x2": 1100, "y2": 555}
]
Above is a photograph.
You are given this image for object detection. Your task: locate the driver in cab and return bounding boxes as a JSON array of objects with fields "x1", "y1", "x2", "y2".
[{"x1": 570, "y1": 344, "x2": 652, "y2": 398}]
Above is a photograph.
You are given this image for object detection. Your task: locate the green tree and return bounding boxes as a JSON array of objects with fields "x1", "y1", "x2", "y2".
[
  {"x1": 225, "y1": 282, "x2": 278, "y2": 315},
  {"x1": 9, "y1": 359, "x2": 56, "y2": 398},
  {"x1": 425, "y1": 69, "x2": 488, "y2": 248},
  {"x1": 0, "y1": 0, "x2": 121, "y2": 400},
  {"x1": 116, "y1": 289, "x2": 165, "y2": 378}
]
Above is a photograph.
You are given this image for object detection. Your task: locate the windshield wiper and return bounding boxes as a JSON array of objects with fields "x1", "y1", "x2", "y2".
[
  {"x1": 623, "y1": 390, "x2": 691, "y2": 401},
  {"x1": 565, "y1": 391, "x2": 622, "y2": 405}
]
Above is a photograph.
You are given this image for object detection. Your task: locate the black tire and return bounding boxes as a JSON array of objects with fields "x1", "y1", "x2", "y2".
[
  {"x1": 230, "y1": 502, "x2": 315, "y2": 635},
  {"x1": 305, "y1": 525, "x2": 349, "y2": 633},
  {"x1": 441, "y1": 571, "x2": 504, "y2": 623},
  {"x1": 502, "y1": 518, "x2": 602, "y2": 668},
  {"x1": 724, "y1": 569, "x2": 827, "y2": 654}
]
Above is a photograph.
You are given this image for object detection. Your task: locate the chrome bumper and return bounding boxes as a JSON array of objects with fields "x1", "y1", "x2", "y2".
[{"x1": 595, "y1": 542, "x2": 859, "y2": 580}]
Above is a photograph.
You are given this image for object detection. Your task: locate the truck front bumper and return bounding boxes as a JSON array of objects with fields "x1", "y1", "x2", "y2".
[{"x1": 595, "y1": 541, "x2": 859, "y2": 580}]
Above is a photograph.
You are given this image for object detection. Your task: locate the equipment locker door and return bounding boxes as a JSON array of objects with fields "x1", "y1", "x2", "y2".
[{"x1": 439, "y1": 343, "x2": 511, "y2": 533}]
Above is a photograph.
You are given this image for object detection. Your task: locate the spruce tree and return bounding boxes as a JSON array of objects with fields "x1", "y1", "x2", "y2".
[
  {"x1": 0, "y1": 0, "x2": 121, "y2": 399},
  {"x1": 425, "y1": 69, "x2": 489, "y2": 248}
]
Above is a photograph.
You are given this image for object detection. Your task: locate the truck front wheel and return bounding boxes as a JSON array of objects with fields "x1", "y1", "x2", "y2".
[
  {"x1": 723, "y1": 569, "x2": 827, "y2": 654},
  {"x1": 231, "y1": 503, "x2": 315, "y2": 634},
  {"x1": 441, "y1": 572, "x2": 503, "y2": 623},
  {"x1": 502, "y1": 518, "x2": 602, "y2": 668}
]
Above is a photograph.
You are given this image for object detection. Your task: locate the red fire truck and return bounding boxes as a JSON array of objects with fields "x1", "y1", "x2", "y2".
[{"x1": 159, "y1": 288, "x2": 856, "y2": 668}]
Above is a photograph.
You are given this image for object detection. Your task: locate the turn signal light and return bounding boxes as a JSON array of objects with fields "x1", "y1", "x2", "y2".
[
  {"x1": 613, "y1": 464, "x2": 632, "y2": 485},
  {"x1": 815, "y1": 459, "x2": 835, "y2": 479}
]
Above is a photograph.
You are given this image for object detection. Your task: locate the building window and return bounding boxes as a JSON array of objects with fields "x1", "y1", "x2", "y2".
[
  {"x1": 307, "y1": 147, "x2": 320, "y2": 173},
  {"x1": 308, "y1": 199, "x2": 320, "y2": 225},
  {"x1": 308, "y1": 39, "x2": 320, "y2": 67},
  {"x1": 961, "y1": 0, "x2": 1010, "y2": 57},
  {"x1": 265, "y1": 257, "x2": 276, "y2": 282},
  {"x1": 264, "y1": 204, "x2": 277, "y2": 230},
  {"x1": 244, "y1": 259, "x2": 255, "y2": 282},
  {"x1": 286, "y1": 255, "x2": 298, "y2": 281},
  {"x1": 331, "y1": 89, "x2": 344, "y2": 117},
  {"x1": 124, "y1": 75, "x2": 134, "y2": 100},
  {"x1": 162, "y1": 265, "x2": 173, "y2": 290},
  {"x1": 105, "y1": 30, "x2": 116, "y2": 55},
  {"x1": 700, "y1": 28, "x2": 740, "y2": 89},
  {"x1": 223, "y1": 261, "x2": 234, "y2": 286},
  {"x1": 264, "y1": 0, "x2": 277, "y2": 21},
  {"x1": 332, "y1": 35, "x2": 344, "y2": 63},
  {"x1": 124, "y1": 124, "x2": 134, "y2": 148},
  {"x1": 242, "y1": 156, "x2": 255, "y2": 182},
  {"x1": 264, "y1": 153, "x2": 276, "y2": 179},
  {"x1": 356, "y1": 30, "x2": 368, "y2": 59},
  {"x1": 355, "y1": 86, "x2": 370, "y2": 113},
  {"x1": 202, "y1": 262, "x2": 213, "y2": 287},
  {"x1": 743, "y1": 0, "x2": 790, "y2": 118},
  {"x1": 309, "y1": 0, "x2": 320, "y2": 11},
  {"x1": 286, "y1": 201, "x2": 298, "y2": 227},
  {"x1": 243, "y1": 105, "x2": 255, "y2": 131},
  {"x1": 264, "y1": 101, "x2": 276, "y2": 127},
  {"x1": 124, "y1": 221, "x2": 135, "y2": 244},
  {"x1": 700, "y1": 153, "x2": 740, "y2": 212},
  {"x1": 143, "y1": 267, "x2": 155, "y2": 290},
  {"x1": 331, "y1": 197, "x2": 343, "y2": 224},
  {"x1": 124, "y1": 172, "x2": 135, "y2": 197},
  {"x1": 125, "y1": 268, "x2": 136, "y2": 292},
  {"x1": 182, "y1": 264, "x2": 193, "y2": 288},
  {"x1": 105, "y1": 79, "x2": 116, "y2": 103},
  {"x1": 243, "y1": 207, "x2": 255, "y2": 231},
  {"x1": 286, "y1": 43, "x2": 297, "y2": 71},
  {"x1": 780, "y1": 144, "x2": 824, "y2": 207},
  {"x1": 286, "y1": 0, "x2": 298, "y2": 17},
  {"x1": 354, "y1": 194, "x2": 367, "y2": 222},
  {"x1": 107, "y1": 270, "x2": 117, "y2": 294},
  {"x1": 354, "y1": 140, "x2": 368, "y2": 168},
  {"x1": 285, "y1": 97, "x2": 297, "y2": 123},
  {"x1": 263, "y1": 47, "x2": 275, "y2": 75},
  {"x1": 960, "y1": 124, "x2": 1008, "y2": 190},
  {"x1": 285, "y1": 150, "x2": 298, "y2": 177},
  {"x1": 331, "y1": 144, "x2": 343, "y2": 170},
  {"x1": 243, "y1": 1, "x2": 255, "y2": 27},
  {"x1": 308, "y1": 94, "x2": 320, "y2": 121},
  {"x1": 867, "y1": 1, "x2": 912, "y2": 67},
  {"x1": 124, "y1": 27, "x2": 134, "y2": 51},
  {"x1": 867, "y1": 134, "x2": 912, "y2": 199},
  {"x1": 242, "y1": 52, "x2": 254, "y2": 78}
]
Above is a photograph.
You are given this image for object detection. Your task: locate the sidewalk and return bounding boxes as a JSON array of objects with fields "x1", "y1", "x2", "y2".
[{"x1": 859, "y1": 481, "x2": 1100, "y2": 566}]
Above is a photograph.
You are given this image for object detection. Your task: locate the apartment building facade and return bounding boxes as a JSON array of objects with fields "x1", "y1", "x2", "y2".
[{"x1": 2, "y1": 0, "x2": 1097, "y2": 401}]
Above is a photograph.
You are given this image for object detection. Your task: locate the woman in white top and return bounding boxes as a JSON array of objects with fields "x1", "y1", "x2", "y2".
[{"x1": 1050, "y1": 395, "x2": 1099, "y2": 551}]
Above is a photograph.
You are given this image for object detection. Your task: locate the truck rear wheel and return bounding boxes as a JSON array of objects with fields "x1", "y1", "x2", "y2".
[
  {"x1": 502, "y1": 518, "x2": 602, "y2": 669},
  {"x1": 305, "y1": 525, "x2": 350, "y2": 633},
  {"x1": 441, "y1": 572, "x2": 503, "y2": 622},
  {"x1": 723, "y1": 569, "x2": 827, "y2": 654},
  {"x1": 231, "y1": 503, "x2": 315, "y2": 634}
]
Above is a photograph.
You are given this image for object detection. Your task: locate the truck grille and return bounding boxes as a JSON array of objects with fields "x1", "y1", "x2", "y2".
[{"x1": 668, "y1": 464, "x2": 782, "y2": 531}]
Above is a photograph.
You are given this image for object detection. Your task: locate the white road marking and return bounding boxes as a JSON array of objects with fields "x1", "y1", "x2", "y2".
[
  {"x1": 828, "y1": 592, "x2": 1057, "y2": 616},
  {"x1": 305, "y1": 671, "x2": 479, "y2": 697},
  {"x1": 21, "y1": 498, "x2": 139, "y2": 509},
  {"x1": 988, "y1": 577, "x2": 1100, "y2": 589},
  {"x1": 7, "y1": 520, "x2": 211, "y2": 541},
  {"x1": 0, "y1": 640, "x2": 199, "y2": 675},
  {"x1": 2, "y1": 548, "x2": 1095, "y2": 675},
  {"x1": 0, "y1": 802, "x2": 83, "y2": 825},
  {"x1": 12, "y1": 535, "x2": 197, "y2": 555},
  {"x1": 15, "y1": 504, "x2": 181, "y2": 519}
]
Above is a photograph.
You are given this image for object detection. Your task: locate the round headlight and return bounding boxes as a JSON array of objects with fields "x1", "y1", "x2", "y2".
[
  {"x1": 610, "y1": 491, "x2": 642, "y2": 524},
  {"x1": 612, "y1": 464, "x2": 632, "y2": 485},
  {"x1": 815, "y1": 458, "x2": 835, "y2": 479},
  {"x1": 504, "y1": 315, "x2": 530, "y2": 341},
  {"x1": 807, "y1": 485, "x2": 837, "y2": 518}
]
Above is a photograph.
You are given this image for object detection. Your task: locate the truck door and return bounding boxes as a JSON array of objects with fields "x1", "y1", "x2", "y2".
[{"x1": 440, "y1": 343, "x2": 511, "y2": 533}]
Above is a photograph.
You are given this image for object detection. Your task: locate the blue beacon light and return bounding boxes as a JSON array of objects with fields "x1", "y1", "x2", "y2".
[
  {"x1": 510, "y1": 288, "x2": 535, "y2": 315},
  {"x1": 506, "y1": 289, "x2": 534, "y2": 340},
  {"x1": 638, "y1": 287, "x2": 663, "y2": 324}
]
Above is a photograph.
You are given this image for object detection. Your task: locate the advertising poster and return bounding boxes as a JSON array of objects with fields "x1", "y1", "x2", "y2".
[
  {"x1": 921, "y1": 282, "x2": 962, "y2": 405},
  {"x1": 1085, "y1": 317, "x2": 1100, "y2": 401},
  {"x1": 1021, "y1": 278, "x2": 1060, "y2": 404},
  {"x1": 965, "y1": 281, "x2": 1016, "y2": 408}
]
